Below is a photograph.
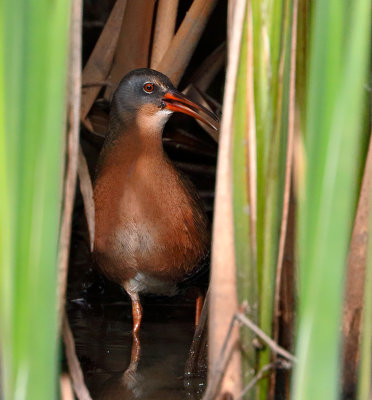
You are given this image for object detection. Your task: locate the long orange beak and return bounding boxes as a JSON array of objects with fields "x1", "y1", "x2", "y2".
[{"x1": 162, "y1": 90, "x2": 219, "y2": 131}]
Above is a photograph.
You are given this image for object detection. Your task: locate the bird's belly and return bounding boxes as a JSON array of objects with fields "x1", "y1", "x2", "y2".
[
  {"x1": 114, "y1": 218, "x2": 204, "y2": 280},
  {"x1": 94, "y1": 215, "x2": 206, "y2": 287},
  {"x1": 94, "y1": 157, "x2": 209, "y2": 289}
]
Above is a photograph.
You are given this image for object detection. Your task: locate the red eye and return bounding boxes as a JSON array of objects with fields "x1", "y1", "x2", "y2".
[{"x1": 143, "y1": 83, "x2": 154, "y2": 93}]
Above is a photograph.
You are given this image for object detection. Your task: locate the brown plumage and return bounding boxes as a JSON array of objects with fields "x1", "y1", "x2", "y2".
[{"x1": 93, "y1": 69, "x2": 218, "y2": 332}]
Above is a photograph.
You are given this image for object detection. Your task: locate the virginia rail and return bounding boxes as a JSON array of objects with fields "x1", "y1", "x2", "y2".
[{"x1": 93, "y1": 68, "x2": 218, "y2": 333}]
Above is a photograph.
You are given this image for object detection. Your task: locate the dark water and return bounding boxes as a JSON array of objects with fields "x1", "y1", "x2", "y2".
[{"x1": 67, "y1": 295, "x2": 206, "y2": 400}]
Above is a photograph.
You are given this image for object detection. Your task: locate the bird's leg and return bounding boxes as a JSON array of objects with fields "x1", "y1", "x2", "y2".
[
  {"x1": 123, "y1": 331, "x2": 141, "y2": 385},
  {"x1": 131, "y1": 332, "x2": 141, "y2": 364},
  {"x1": 123, "y1": 289, "x2": 142, "y2": 378},
  {"x1": 195, "y1": 290, "x2": 205, "y2": 327},
  {"x1": 122, "y1": 283, "x2": 142, "y2": 377},
  {"x1": 123, "y1": 331, "x2": 141, "y2": 381},
  {"x1": 132, "y1": 300, "x2": 143, "y2": 333},
  {"x1": 123, "y1": 282, "x2": 143, "y2": 333}
]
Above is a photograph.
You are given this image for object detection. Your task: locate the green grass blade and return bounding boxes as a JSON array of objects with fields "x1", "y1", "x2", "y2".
[
  {"x1": 0, "y1": 0, "x2": 71, "y2": 398},
  {"x1": 0, "y1": 0, "x2": 12, "y2": 395},
  {"x1": 233, "y1": 0, "x2": 296, "y2": 397},
  {"x1": 292, "y1": 0, "x2": 371, "y2": 398},
  {"x1": 233, "y1": 3, "x2": 259, "y2": 396},
  {"x1": 249, "y1": 0, "x2": 295, "y2": 397}
]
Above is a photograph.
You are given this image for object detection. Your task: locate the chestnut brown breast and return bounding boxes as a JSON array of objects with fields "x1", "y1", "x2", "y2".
[{"x1": 93, "y1": 129, "x2": 209, "y2": 289}]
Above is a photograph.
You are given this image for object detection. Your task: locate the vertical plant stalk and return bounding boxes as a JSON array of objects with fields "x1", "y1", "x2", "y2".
[
  {"x1": 246, "y1": 0, "x2": 257, "y2": 260},
  {"x1": 185, "y1": 290, "x2": 209, "y2": 377},
  {"x1": 157, "y1": 0, "x2": 218, "y2": 87},
  {"x1": 276, "y1": 192, "x2": 296, "y2": 399},
  {"x1": 60, "y1": 374, "x2": 74, "y2": 400},
  {"x1": 256, "y1": 1, "x2": 293, "y2": 397},
  {"x1": 150, "y1": 0, "x2": 178, "y2": 69},
  {"x1": 227, "y1": 0, "x2": 237, "y2": 44},
  {"x1": 292, "y1": 0, "x2": 371, "y2": 397},
  {"x1": 58, "y1": 0, "x2": 83, "y2": 325},
  {"x1": 106, "y1": 0, "x2": 156, "y2": 98},
  {"x1": 1, "y1": 0, "x2": 71, "y2": 396},
  {"x1": 80, "y1": 0, "x2": 127, "y2": 121},
  {"x1": 270, "y1": 3, "x2": 298, "y2": 397},
  {"x1": 295, "y1": 0, "x2": 310, "y2": 127},
  {"x1": 357, "y1": 146, "x2": 372, "y2": 399},
  {"x1": 63, "y1": 316, "x2": 93, "y2": 400},
  {"x1": 273, "y1": 0, "x2": 298, "y2": 345},
  {"x1": 232, "y1": 2, "x2": 258, "y2": 397},
  {"x1": 78, "y1": 146, "x2": 95, "y2": 252},
  {"x1": 0, "y1": 0, "x2": 11, "y2": 393},
  {"x1": 343, "y1": 131, "x2": 372, "y2": 396},
  {"x1": 208, "y1": 0, "x2": 246, "y2": 397}
]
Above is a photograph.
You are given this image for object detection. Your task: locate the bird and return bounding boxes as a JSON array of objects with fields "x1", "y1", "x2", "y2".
[{"x1": 93, "y1": 68, "x2": 219, "y2": 334}]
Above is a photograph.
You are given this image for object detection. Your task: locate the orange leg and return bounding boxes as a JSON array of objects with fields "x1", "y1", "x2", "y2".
[
  {"x1": 123, "y1": 282, "x2": 143, "y2": 333},
  {"x1": 123, "y1": 331, "x2": 141, "y2": 380},
  {"x1": 132, "y1": 299, "x2": 143, "y2": 333},
  {"x1": 122, "y1": 283, "x2": 142, "y2": 377},
  {"x1": 195, "y1": 291, "x2": 204, "y2": 327},
  {"x1": 130, "y1": 332, "x2": 141, "y2": 364}
]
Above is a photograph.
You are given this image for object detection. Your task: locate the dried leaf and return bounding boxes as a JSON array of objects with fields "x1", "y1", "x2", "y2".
[
  {"x1": 342, "y1": 132, "x2": 372, "y2": 395},
  {"x1": 208, "y1": 0, "x2": 247, "y2": 397},
  {"x1": 245, "y1": 1, "x2": 256, "y2": 259},
  {"x1": 185, "y1": 289, "x2": 209, "y2": 377},
  {"x1": 60, "y1": 374, "x2": 74, "y2": 400},
  {"x1": 88, "y1": 106, "x2": 109, "y2": 137},
  {"x1": 105, "y1": 0, "x2": 156, "y2": 98},
  {"x1": 151, "y1": 0, "x2": 178, "y2": 68},
  {"x1": 157, "y1": 0, "x2": 219, "y2": 86},
  {"x1": 81, "y1": 0, "x2": 127, "y2": 120},
  {"x1": 78, "y1": 146, "x2": 95, "y2": 252},
  {"x1": 58, "y1": 0, "x2": 82, "y2": 323},
  {"x1": 63, "y1": 315, "x2": 93, "y2": 400}
]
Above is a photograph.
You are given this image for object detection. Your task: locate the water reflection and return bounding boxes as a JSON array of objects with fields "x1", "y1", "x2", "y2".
[{"x1": 67, "y1": 297, "x2": 206, "y2": 399}]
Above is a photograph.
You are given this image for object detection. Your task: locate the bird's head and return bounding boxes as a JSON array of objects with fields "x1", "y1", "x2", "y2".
[{"x1": 110, "y1": 68, "x2": 219, "y2": 132}]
